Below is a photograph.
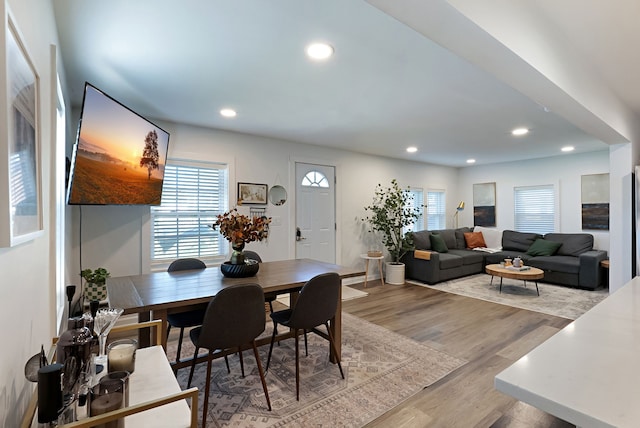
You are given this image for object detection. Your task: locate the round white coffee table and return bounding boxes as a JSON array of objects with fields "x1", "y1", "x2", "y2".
[
  {"x1": 360, "y1": 254, "x2": 385, "y2": 288},
  {"x1": 485, "y1": 264, "x2": 544, "y2": 296}
]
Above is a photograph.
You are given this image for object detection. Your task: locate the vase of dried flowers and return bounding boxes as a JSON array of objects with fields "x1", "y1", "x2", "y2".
[{"x1": 212, "y1": 209, "x2": 271, "y2": 277}]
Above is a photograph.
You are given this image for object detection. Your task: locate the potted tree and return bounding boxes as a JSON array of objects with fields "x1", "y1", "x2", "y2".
[{"x1": 363, "y1": 179, "x2": 421, "y2": 284}]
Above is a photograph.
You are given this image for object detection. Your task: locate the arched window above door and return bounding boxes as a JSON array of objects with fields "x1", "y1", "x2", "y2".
[{"x1": 301, "y1": 170, "x2": 329, "y2": 188}]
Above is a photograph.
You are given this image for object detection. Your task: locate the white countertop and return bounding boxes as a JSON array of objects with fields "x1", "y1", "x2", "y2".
[{"x1": 495, "y1": 278, "x2": 640, "y2": 428}]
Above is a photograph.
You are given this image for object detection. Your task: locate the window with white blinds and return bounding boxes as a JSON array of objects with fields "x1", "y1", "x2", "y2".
[
  {"x1": 514, "y1": 185, "x2": 555, "y2": 234},
  {"x1": 404, "y1": 189, "x2": 425, "y2": 233},
  {"x1": 151, "y1": 161, "x2": 229, "y2": 261},
  {"x1": 426, "y1": 190, "x2": 446, "y2": 230}
]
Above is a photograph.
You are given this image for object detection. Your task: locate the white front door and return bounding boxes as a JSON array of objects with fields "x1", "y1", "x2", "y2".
[{"x1": 295, "y1": 162, "x2": 336, "y2": 263}]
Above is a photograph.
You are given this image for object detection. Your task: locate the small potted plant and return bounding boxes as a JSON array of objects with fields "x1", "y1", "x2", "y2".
[
  {"x1": 363, "y1": 179, "x2": 421, "y2": 284},
  {"x1": 81, "y1": 267, "x2": 111, "y2": 302}
]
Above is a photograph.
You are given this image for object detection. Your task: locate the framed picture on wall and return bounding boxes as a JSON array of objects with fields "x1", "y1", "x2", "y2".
[
  {"x1": 237, "y1": 182, "x2": 268, "y2": 205},
  {"x1": 0, "y1": 5, "x2": 43, "y2": 247},
  {"x1": 581, "y1": 173, "x2": 609, "y2": 230},
  {"x1": 473, "y1": 182, "x2": 496, "y2": 227}
]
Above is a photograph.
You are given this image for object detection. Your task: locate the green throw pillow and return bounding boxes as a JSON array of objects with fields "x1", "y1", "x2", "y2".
[
  {"x1": 526, "y1": 238, "x2": 562, "y2": 256},
  {"x1": 429, "y1": 233, "x2": 449, "y2": 253}
]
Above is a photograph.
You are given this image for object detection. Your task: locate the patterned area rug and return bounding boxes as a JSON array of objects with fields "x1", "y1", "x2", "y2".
[
  {"x1": 169, "y1": 313, "x2": 466, "y2": 427},
  {"x1": 409, "y1": 273, "x2": 609, "y2": 320}
]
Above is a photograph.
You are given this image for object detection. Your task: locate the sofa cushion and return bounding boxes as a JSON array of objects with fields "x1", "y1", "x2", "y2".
[
  {"x1": 430, "y1": 233, "x2": 449, "y2": 253},
  {"x1": 526, "y1": 238, "x2": 563, "y2": 257},
  {"x1": 413, "y1": 230, "x2": 431, "y2": 250},
  {"x1": 464, "y1": 232, "x2": 487, "y2": 249},
  {"x1": 438, "y1": 253, "x2": 463, "y2": 269},
  {"x1": 432, "y1": 229, "x2": 457, "y2": 249},
  {"x1": 527, "y1": 255, "x2": 580, "y2": 274},
  {"x1": 544, "y1": 233, "x2": 593, "y2": 256},
  {"x1": 454, "y1": 227, "x2": 473, "y2": 249},
  {"x1": 449, "y1": 249, "x2": 484, "y2": 265},
  {"x1": 502, "y1": 230, "x2": 542, "y2": 252},
  {"x1": 473, "y1": 226, "x2": 503, "y2": 249}
]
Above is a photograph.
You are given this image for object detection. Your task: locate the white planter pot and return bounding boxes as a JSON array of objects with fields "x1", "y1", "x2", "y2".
[{"x1": 385, "y1": 262, "x2": 405, "y2": 285}]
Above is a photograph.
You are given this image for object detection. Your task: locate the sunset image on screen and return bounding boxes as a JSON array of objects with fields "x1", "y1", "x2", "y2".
[{"x1": 68, "y1": 85, "x2": 169, "y2": 205}]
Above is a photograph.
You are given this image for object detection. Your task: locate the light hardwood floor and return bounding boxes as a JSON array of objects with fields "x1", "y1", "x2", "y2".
[{"x1": 340, "y1": 280, "x2": 575, "y2": 428}]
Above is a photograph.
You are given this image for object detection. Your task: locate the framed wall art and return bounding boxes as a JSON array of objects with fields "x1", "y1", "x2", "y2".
[
  {"x1": 0, "y1": 5, "x2": 43, "y2": 247},
  {"x1": 581, "y1": 173, "x2": 609, "y2": 230},
  {"x1": 473, "y1": 182, "x2": 496, "y2": 227},
  {"x1": 237, "y1": 182, "x2": 268, "y2": 205}
]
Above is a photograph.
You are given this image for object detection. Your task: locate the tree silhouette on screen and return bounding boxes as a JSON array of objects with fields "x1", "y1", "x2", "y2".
[{"x1": 140, "y1": 130, "x2": 159, "y2": 179}]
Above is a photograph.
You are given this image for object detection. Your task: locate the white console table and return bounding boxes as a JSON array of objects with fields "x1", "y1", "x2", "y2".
[{"x1": 495, "y1": 277, "x2": 639, "y2": 427}]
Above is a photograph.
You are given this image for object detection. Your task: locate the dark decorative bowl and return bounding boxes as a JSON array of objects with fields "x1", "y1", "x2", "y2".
[{"x1": 220, "y1": 260, "x2": 260, "y2": 278}]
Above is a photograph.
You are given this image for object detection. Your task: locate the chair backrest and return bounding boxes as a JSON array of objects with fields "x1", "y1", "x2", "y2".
[
  {"x1": 198, "y1": 283, "x2": 266, "y2": 350},
  {"x1": 167, "y1": 258, "x2": 206, "y2": 272},
  {"x1": 243, "y1": 251, "x2": 262, "y2": 263},
  {"x1": 288, "y1": 272, "x2": 340, "y2": 330}
]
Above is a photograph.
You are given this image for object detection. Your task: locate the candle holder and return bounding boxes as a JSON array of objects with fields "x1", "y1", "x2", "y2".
[
  {"x1": 107, "y1": 339, "x2": 137, "y2": 374},
  {"x1": 89, "y1": 378, "x2": 125, "y2": 428}
]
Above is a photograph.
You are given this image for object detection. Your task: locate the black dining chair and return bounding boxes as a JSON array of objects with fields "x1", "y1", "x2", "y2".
[
  {"x1": 166, "y1": 258, "x2": 208, "y2": 365},
  {"x1": 187, "y1": 283, "x2": 271, "y2": 427},
  {"x1": 266, "y1": 272, "x2": 345, "y2": 400},
  {"x1": 243, "y1": 251, "x2": 278, "y2": 314}
]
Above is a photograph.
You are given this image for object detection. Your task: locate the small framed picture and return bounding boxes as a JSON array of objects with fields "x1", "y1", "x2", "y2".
[{"x1": 237, "y1": 182, "x2": 268, "y2": 205}]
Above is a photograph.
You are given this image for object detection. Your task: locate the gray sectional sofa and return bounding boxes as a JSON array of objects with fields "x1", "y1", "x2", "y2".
[{"x1": 401, "y1": 227, "x2": 607, "y2": 290}]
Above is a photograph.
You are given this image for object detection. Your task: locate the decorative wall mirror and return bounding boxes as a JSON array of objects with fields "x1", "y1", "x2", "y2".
[{"x1": 269, "y1": 185, "x2": 287, "y2": 206}]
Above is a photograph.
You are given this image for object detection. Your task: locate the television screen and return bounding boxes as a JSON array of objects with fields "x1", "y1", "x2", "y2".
[{"x1": 66, "y1": 83, "x2": 170, "y2": 205}]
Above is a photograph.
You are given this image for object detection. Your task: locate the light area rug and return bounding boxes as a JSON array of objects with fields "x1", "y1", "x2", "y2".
[
  {"x1": 408, "y1": 273, "x2": 609, "y2": 320},
  {"x1": 276, "y1": 285, "x2": 368, "y2": 307},
  {"x1": 168, "y1": 312, "x2": 466, "y2": 427}
]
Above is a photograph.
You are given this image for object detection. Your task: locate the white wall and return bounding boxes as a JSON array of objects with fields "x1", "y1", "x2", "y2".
[
  {"x1": 72, "y1": 122, "x2": 460, "y2": 277},
  {"x1": 0, "y1": 1, "x2": 62, "y2": 426},
  {"x1": 458, "y1": 150, "x2": 611, "y2": 253}
]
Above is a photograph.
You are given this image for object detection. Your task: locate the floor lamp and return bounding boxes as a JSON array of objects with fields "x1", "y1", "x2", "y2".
[{"x1": 453, "y1": 201, "x2": 465, "y2": 228}]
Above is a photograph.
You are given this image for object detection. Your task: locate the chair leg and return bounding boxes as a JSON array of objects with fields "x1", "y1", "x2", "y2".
[
  {"x1": 266, "y1": 321, "x2": 278, "y2": 371},
  {"x1": 175, "y1": 327, "x2": 185, "y2": 363},
  {"x1": 324, "y1": 322, "x2": 345, "y2": 380},
  {"x1": 224, "y1": 355, "x2": 230, "y2": 373},
  {"x1": 294, "y1": 328, "x2": 300, "y2": 401},
  {"x1": 187, "y1": 346, "x2": 200, "y2": 388},
  {"x1": 201, "y1": 351, "x2": 214, "y2": 428},
  {"x1": 251, "y1": 340, "x2": 272, "y2": 411},
  {"x1": 304, "y1": 329, "x2": 308, "y2": 356},
  {"x1": 238, "y1": 348, "x2": 245, "y2": 377}
]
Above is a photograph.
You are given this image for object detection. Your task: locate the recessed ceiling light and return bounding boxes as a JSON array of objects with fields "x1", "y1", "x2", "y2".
[
  {"x1": 511, "y1": 127, "x2": 529, "y2": 136},
  {"x1": 561, "y1": 146, "x2": 575, "y2": 152},
  {"x1": 220, "y1": 108, "x2": 236, "y2": 118},
  {"x1": 305, "y1": 42, "x2": 334, "y2": 60},
  {"x1": 466, "y1": 159, "x2": 476, "y2": 164},
  {"x1": 406, "y1": 146, "x2": 417, "y2": 153}
]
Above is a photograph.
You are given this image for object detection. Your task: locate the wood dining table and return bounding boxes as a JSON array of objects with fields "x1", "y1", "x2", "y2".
[{"x1": 106, "y1": 258, "x2": 364, "y2": 369}]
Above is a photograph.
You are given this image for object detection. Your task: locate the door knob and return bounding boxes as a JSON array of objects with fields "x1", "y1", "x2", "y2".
[{"x1": 296, "y1": 227, "x2": 306, "y2": 241}]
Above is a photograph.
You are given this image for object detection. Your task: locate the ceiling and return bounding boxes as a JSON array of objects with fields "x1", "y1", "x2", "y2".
[{"x1": 51, "y1": 0, "x2": 620, "y2": 167}]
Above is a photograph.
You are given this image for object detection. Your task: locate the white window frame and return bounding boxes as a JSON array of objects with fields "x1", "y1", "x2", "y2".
[
  {"x1": 514, "y1": 184, "x2": 557, "y2": 235},
  {"x1": 150, "y1": 159, "x2": 229, "y2": 266},
  {"x1": 426, "y1": 190, "x2": 446, "y2": 230}
]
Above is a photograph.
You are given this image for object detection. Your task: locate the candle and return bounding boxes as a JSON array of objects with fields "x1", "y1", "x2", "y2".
[
  {"x1": 107, "y1": 340, "x2": 137, "y2": 373},
  {"x1": 89, "y1": 391, "x2": 124, "y2": 428}
]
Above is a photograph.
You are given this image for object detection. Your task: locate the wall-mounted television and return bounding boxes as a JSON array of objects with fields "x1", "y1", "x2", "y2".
[{"x1": 66, "y1": 83, "x2": 170, "y2": 205}]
